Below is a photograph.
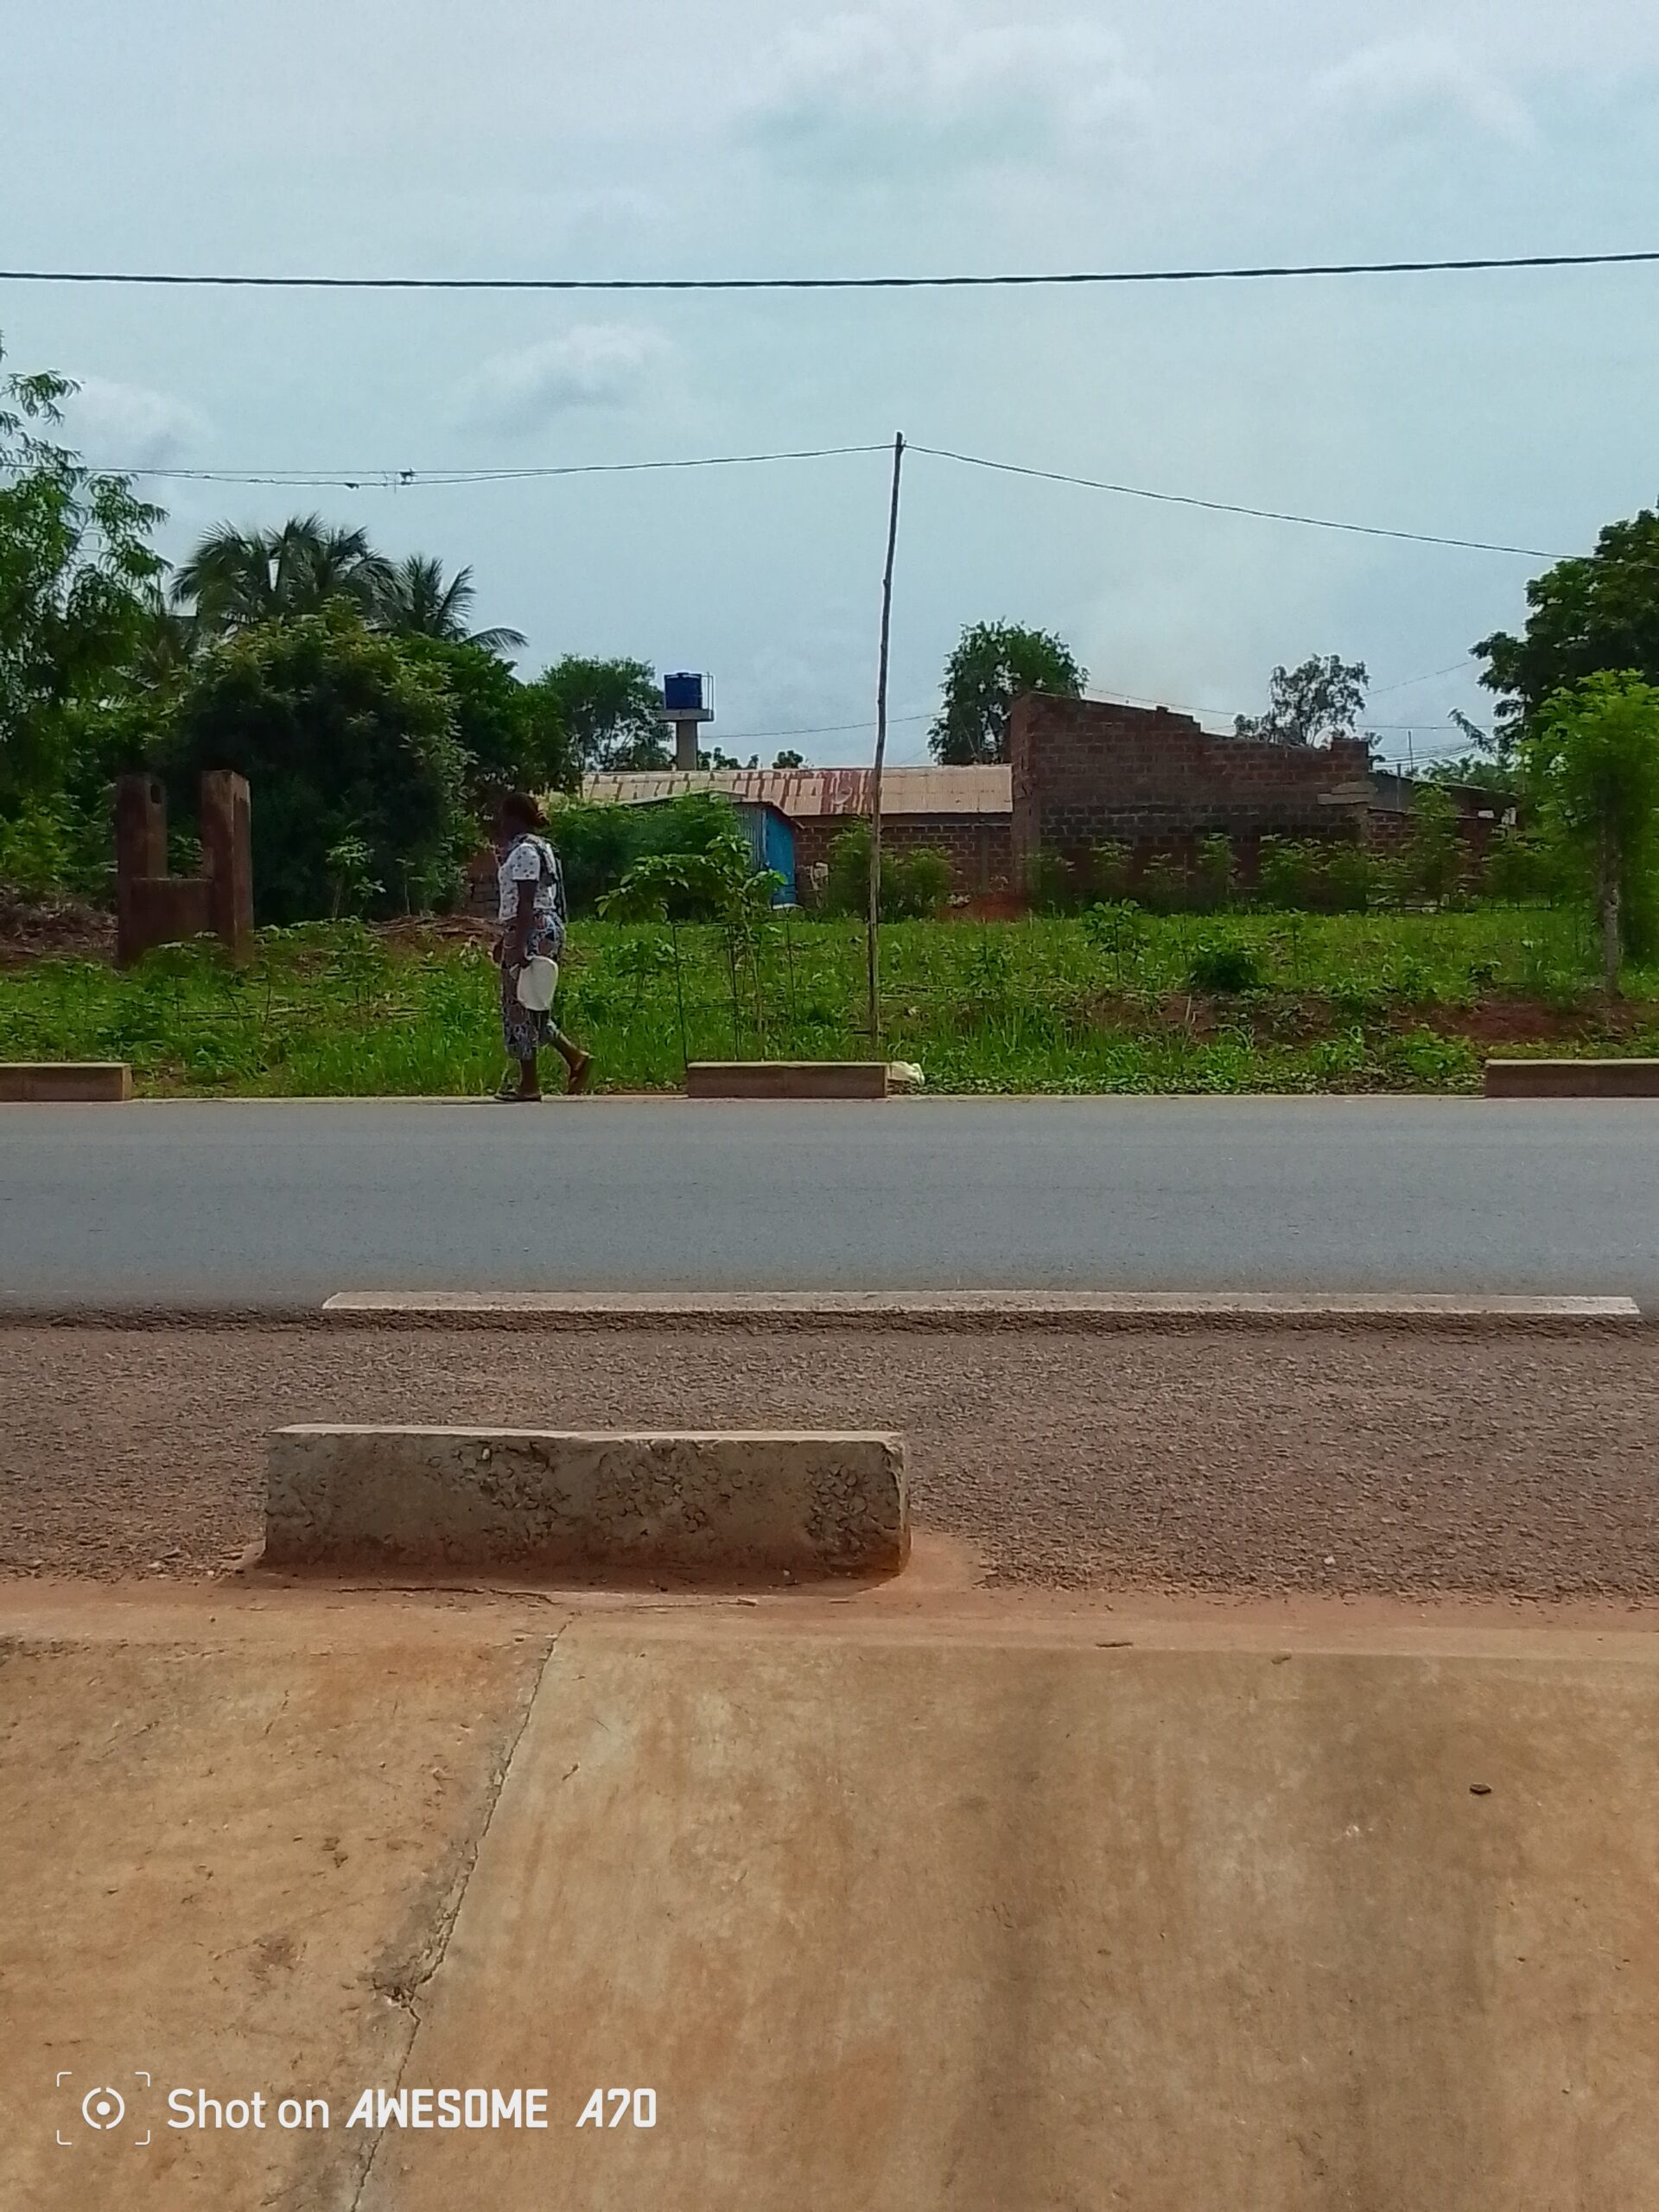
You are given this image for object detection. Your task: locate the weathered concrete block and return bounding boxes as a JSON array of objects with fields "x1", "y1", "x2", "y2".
[
  {"x1": 0, "y1": 1062, "x2": 131, "y2": 1103},
  {"x1": 1485, "y1": 1058, "x2": 1659, "y2": 1098},
  {"x1": 264, "y1": 1427, "x2": 907, "y2": 1580},
  {"x1": 686, "y1": 1060, "x2": 889, "y2": 1100}
]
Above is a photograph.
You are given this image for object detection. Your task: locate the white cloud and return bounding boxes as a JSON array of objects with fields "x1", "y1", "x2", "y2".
[
  {"x1": 456, "y1": 326, "x2": 672, "y2": 435},
  {"x1": 63, "y1": 377, "x2": 208, "y2": 469},
  {"x1": 741, "y1": 1, "x2": 1154, "y2": 177},
  {"x1": 1313, "y1": 35, "x2": 1535, "y2": 145}
]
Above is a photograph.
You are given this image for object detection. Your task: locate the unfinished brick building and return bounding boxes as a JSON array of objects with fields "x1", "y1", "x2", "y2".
[
  {"x1": 1009, "y1": 695, "x2": 1378, "y2": 887},
  {"x1": 587, "y1": 695, "x2": 1490, "y2": 903}
]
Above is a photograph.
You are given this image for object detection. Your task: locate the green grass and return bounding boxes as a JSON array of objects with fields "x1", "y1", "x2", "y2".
[{"x1": 5, "y1": 907, "x2": 1659, "y2": 1096}]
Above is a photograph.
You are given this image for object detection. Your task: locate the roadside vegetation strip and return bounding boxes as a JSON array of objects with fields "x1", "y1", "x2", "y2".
[
  {"x1": 320, "y1": 1290, "x2": 1643, "y2": 1330},
  {"x1": 8, "y1": 907, "x2": 1659, "y2": 1098}
]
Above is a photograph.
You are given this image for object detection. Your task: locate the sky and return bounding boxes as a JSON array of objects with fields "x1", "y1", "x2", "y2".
[{"x1": 3, "y1": 0, "x2": 1658, "y2": 769}]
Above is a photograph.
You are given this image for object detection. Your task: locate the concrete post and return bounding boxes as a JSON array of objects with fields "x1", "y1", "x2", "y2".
[
  {"x1": 114, "y1": 774, "x2": 167, "y2": 881},
  {"x1": 673, "y1": 718, "x2": 700, "y2": 770},
  {"x1": 114, "y1": 774, "x2": 168, "y2": 968},
  {"x1": 200, "y1": 770, "x2": 254, "y2": 963}
]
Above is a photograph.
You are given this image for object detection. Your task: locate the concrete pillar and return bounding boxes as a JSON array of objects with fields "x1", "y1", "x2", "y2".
[
  {"x1": 114, "y1": 774, "x2": 167, "y2": 882},
  {"x1": 200, "y1": 770, "x2": 254, "y2": 963},
  {"x1": 114, "y1": 775, "x2": 168, "y2": 968},
  {"x1": 674, "y1": 719, "x2": 700, "y2": 770}
]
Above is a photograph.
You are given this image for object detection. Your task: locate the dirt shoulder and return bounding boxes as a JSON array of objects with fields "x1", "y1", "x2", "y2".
[{"x1": 3, "y1": 1322, "x2": 1657, "y2": 1600}]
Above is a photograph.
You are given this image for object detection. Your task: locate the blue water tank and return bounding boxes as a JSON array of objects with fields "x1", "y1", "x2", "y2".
[{"x1": 663, "y1": 671, "x2": 705, "y2": 713}]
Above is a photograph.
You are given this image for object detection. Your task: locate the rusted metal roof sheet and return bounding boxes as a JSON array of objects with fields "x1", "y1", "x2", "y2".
[{"x1": 580, "y1": 766, "x2": 1012, "y2": 818}]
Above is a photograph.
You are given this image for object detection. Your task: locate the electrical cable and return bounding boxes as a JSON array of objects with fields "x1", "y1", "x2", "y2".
[
  {"x1": 5, "y1": 248, "x2": 1657, "y2": 291},
  {"x1": 909, "y1": 445, "x2": 1562, "y2": 559},
  {"x1": 86, "y1": 441, "x2": 1563, "y2": 562},
  {"x1": 93, "y1": 443, "x2": 887, "y2": 488}
]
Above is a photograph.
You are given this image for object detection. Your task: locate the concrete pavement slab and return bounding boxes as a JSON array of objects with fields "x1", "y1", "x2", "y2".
[
  {"x1": 361, "y1": 1617, "x2": 1659, "y2": 2212},
  {"x1": 0, "y1": 1611, "x2": 558, "y2": 2210},
  {"x1": 7, "y1": 1591, "x2": 1659, "y2": 2211}
]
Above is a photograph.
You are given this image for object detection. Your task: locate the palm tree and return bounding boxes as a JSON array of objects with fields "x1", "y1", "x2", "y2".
[
  {"x1": 172, "y1": 514, "x2": 392, "y2": 634},
  {"x1": 378, "y1": 553, "x2": 526, "y2": 653}
]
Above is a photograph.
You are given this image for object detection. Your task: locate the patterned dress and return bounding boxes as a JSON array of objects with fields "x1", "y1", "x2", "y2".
[{"x1": 497, "y1": 834, "x2": 568, "y2": 1059}]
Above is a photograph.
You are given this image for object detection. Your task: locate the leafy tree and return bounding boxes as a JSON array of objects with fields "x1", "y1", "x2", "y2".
[
  {"x1": 1477, "y1": 513, "x2": 1659, "y2": 733},
  {"x1": 393, "y1": 635, "x2": 575, "y2": 809},
  {"x1": 167, "y1": 605, "x2": 469, "y2": 922},
  {"x1": 1519, "y1": 670, "x2": 1659, "y2": 991},
  {"x1": 929, "y1": 621, "x2": 1085, "y2": 765},
  {"x1": 772, "y1": 749, "x2": 805, "y2": 769},
  {"x1": 1235, "y1": 656, "x2": 1368, "y2": 747},
  {"x1": 0, "y1": 336, "x2": 164, "y2": 810},
  {"x1": 172, "y1": 514, "x2": 392, "y2": 635},
  {"x1": 1421, "y1": 709, "x2": 1521, "y2": 803},
  {"x1": 702, "y1": 747, "x2": 760, "y2": 770},
  {"x1": 377, "y1": 554, "x2": 526, "y2": 653},
  {"x1": 527, "y1": 656, "x2": 667, "y2": 772}
]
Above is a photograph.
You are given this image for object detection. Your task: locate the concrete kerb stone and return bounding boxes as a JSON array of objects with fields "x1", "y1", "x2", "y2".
[
  {"x1": 319, "y1": 1290, "x2": 1645, "y2": 1334},
  {"x1": 0, "y1": 1062, "x2": 131, "y2": 1103},
  {"x1": 1485, "y1": 1058, "x2": 1659, "y2": 1098},
  {"x1": 685, "y1": 1061, "x2": 890, "y2": 1100},
  {"x1": 263, "y1": 1426, "x2": 908, "y2": 1581}
]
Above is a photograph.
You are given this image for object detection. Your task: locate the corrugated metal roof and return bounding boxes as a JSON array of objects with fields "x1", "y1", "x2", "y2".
[{"x1": 579, "y1": 766, "x2": 1012, "y2": 818}]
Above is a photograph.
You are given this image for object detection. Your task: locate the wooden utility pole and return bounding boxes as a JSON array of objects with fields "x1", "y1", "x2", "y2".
[{"x1": 867, "y1": 430, "x2": 906, "y2": 1042}]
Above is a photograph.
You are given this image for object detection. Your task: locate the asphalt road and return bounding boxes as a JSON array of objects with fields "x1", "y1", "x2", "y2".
[{"x1": 2, "y1": 1096, "x2": 1656, "y2": 1312}]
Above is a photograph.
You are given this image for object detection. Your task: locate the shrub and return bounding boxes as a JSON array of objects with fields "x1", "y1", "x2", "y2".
[
  {"x1": 1321, "y1": 844, "x2": 1388, "y2": 913},
  {"x1": 1193, "y1": 834, "x2": 1235, "y2": 910},
  {"x1": 1187, "y1": 936, "x2": 1266, "y2": 994},
  {"x1": 1255, "y1": 837, "x2": 1318, "y2": 909},
  {"x1": 903, "y1": 848, "x2": 954, "y2": 917},
  {"x1": 1328, "y1": 977, "x2": 1389, "y2": 1026},
  {"x1": 1136, "y1": 855, "x2": 1188, "y2": 913},
  {"x1": 552, "y1": 791, "x2": 744, "y2": 915},
  {"x1": 1090, "y1": 841, "x2": 1133, "y2": 901},
  {"x1": 1082, "y1": 899, "x2": 1147, "y2": 986},
  {"x1": 1481, "y1": 825, "x2": 1560, "y2": 903},
  {"x1": 1403, "y1": 785, "x2": 1465, "y2": 906},
  {"x1": 0, "y1": 798, "x2": 77, "y2": 899},
  {"x1": 824, "y1": 823, "x2": 953, "y2": 919},
  {"x1": 1025, "y1": 849, "x2": 1080, "y2": 913}
]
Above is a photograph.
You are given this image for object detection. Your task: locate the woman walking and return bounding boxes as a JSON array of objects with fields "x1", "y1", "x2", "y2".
[{"x1": 493, "y1": 791, "x2": 592, "y2": 1101}]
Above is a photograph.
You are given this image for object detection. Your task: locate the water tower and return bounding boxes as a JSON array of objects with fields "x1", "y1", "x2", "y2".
[{"x1": 662, "y1": 671, "x2": 715, "y2": 771}]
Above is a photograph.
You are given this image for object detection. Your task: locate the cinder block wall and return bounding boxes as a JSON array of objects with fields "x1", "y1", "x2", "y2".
[
  {"x1": 792, "y1": 815, "x2": 1014, "y2": 897},
  {"x1": 1010, "y1": 694, "x2": 1376, "y2": 883}
]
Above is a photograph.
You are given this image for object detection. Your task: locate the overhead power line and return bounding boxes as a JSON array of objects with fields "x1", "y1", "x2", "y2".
[
  {"x1": 89, "y1": 438, "x2": 1560, "y2": 562},
  {"x1": 3, "y1": 248, "x2": 1657, "y2": 292},
  {"x1": 910, "y1": 445, "x2": 1562, "y2": 559},
  {"x1": 700, "y1": 711, "x2": 932, "y2": 743},
  {"x1": 1368, "y1": 657, "x2": 1477, "y2": 695},
  {"x1": 100, "y1": 444, "x2": 887, "y2": 488}
]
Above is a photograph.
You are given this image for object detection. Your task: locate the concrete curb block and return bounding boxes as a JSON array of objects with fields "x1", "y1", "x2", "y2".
[
  {"x1": 0, "y1": 1062, "x2": 131, "y2": 1103},
  {"x1": 320, "y1": 1290, "x2": 1643, "y2": 1332},
  {"x1": 1485, "y1": 1058, "x2": 1659, "y2": 1098},
  {"x1": 685, "y1": 1060, "x2": 890, "y2": 1099},
  {"x1": 263, "y1": 1426, "x2": 908, "y2": 1580}
]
